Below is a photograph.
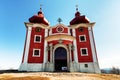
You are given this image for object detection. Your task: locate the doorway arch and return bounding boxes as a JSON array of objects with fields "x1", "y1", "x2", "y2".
[{"x1": 54, "y1": 47, "x2": 68, "y2": 71}]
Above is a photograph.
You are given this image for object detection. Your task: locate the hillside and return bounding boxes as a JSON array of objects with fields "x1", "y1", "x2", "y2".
[{"x1": 0, "y1": 72, "x2": 120, "y2": 80}]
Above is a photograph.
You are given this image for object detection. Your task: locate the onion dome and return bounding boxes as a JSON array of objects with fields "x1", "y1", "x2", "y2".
[
  {"x1": 29, "y1": 7, "x2": 49, "y2": 25},
  {"x1": 70, "y1": 6, "x2": 89, "y2": 25}
]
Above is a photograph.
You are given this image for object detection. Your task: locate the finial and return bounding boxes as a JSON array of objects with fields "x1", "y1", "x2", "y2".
[
  {"x1": 76, "y1": 4, "x2": 78, "y2": 12},
  {"x1": 57, "y1": 18, "x2": 62, "y2": 24},
  {"x1": 40, "y1": 4, "x2": 42, "y2": 11}
]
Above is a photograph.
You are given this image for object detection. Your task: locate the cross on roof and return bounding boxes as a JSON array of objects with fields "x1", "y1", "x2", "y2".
[
  {"x1": 76, "y1": 4, "x2": 78, "y2": 12},
  {"x1": 57, "y1": 18, "x2": 62, "y2": 24},
  {"x1": 40, "y1": 4, "x2": 42, "y2": 11}
]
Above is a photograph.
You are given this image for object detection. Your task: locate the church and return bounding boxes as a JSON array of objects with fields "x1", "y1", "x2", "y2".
[{"x1": 18, "y1": 6, "x2": 101, "y2": 73}]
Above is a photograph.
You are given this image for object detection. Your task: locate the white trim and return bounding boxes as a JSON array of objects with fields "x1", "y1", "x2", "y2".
[
  {"x1": 68, "y1": 28, "x2": 71, "y2": 35},
  {"x1": 49, "y1": 43, "x2": 53, "y2": 63},
  {"x1": 80, "y1": 48, "x2": 88, "y2": 56},
  {"x1": 88, "y1": 27, "x2": 101, "y2": 73},
  {"x1": 23, "y1": 27, "x2": 32, "y2": 63},
  {"x1": 50, "y1": 23, "x2": 69, "y2": 28},
  {"x1": 69, "y1": 23, "x2": 95, "y2": 29},
  {"x1": 72, "y1": 28, "x2": 78, "y2": 63},
  {"x1": 88, "y1": 27, "x2": 97, "y2": 62},
  {"x1": 44, "y1": 17, "x2": 50, "y2": 25},
  {"x1": 50, "y1": 33, "x2": 69, "y2": 35},
  {"x1": 49, "y1": 24, "x2": 70, "y2": 35},
  {"x1": 45, "y1": 29, "x2": 48, "y2": 37},
  {"x1": 49, "y1": 28, "x2": 52, "y2": 36},
  {"x1": 56, "y1": 26, "x2": 64, "y2": 33},
  {"x1": 43, "y1": 40, "x2": 47, "y2": 63},
  {"x1": 72, "y1": 29, "x2": 76, "y2": 37},
  {"x1": 25, "y1": 22, "x2": 50, "y2": 29},
  {"x1": 32, "y1": 49, "x2": 41, "y2": 57},
  {"x1": 46, "y1": 38, "x2": 73, "y2": 42},
  {"x1": 43, "y1": 28, "x2": 48, "y2": 72},
  {"x1": 79, "y1": 35, "x2": 86, "y2": 42},
  {"x1": 45, "y1": 34, "x2": 75, "y2": 42},
  {"x1": 43, "y1": 29, "x2": 48, "y2": 63},
  {"x1": 34, "y1": 35, "x2": 42, "y2": 43}
]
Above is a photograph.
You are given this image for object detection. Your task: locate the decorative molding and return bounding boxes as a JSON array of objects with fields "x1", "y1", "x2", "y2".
[
  {"x1": 23, "y1": 27, "x2": 32, "y2": 63},
  {"x1": 50, "y1": 23, "x2": 70, "y2": 28},
  {"x1": 58, "y1": 39, "x2": 63, "y2": 44},
  {"x1": 88, "y1": 27, "x2": 97, "y2": 62},
  {"x1": 45, "y1": 34, "x2": 75, "y2": 41},
  {"x1": 69, "y1": 23, "x2": 95, "y2": 29},
  {"x1": 56, "y1": 26, "x2": 64, "y2": 33},
  {"x1": 25, "y1": 22, "x2": 50, "y2": 29}
]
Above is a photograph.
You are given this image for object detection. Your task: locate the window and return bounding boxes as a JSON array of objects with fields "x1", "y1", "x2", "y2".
[
  {"x1": 79, "y1": 35, "x2": 86, "y2": 42},
  {"x1": 35, "y1": 27, "x2": 41, "y2": 32},
  {"x1": 78, "y1": 27, "x2": 84, "y2": 32},
  {"x1": 33, "y1": 49, "x2": 40, "y2": 57},
  {"x1": 80, "y1": 48, "x2": 88, "y2": 56},
  {"x1": 56, "y1": 26, "x2": 64, "y2": 33},
  {"x1": 84, "y1": 64, "x2": 88, "y2": 68},
  {"x1": 34, "y1": 35, "x2": 41, "y2": 43}
]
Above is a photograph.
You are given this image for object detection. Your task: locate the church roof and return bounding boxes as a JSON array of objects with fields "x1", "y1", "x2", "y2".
[
  {"x1": 70, "y1": 8, "x2": 90, "y2": 25},
  {"x1": 29, "y1": 8, "x2": 49, "y2": 25}
]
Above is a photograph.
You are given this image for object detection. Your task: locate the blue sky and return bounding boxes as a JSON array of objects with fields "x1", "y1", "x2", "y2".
[{"x1": 0, "y1": 0, "x2": 120, "y2": 69}]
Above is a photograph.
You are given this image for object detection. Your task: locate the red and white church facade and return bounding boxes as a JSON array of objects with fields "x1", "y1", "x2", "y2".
[{"x1": 19, "y1": 7, "x2": 101, "y2": 73}]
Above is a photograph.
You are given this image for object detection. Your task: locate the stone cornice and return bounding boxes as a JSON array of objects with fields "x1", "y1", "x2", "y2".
[
  {"x1": 24, "y1": 22, "x2": 50, "y2": 29},
  {"x1": 69, "y1": 22, "x2": 95, "y2": 29},
  {"x1": 45, "y1": 34, "x2": 75, "y2": 42}
]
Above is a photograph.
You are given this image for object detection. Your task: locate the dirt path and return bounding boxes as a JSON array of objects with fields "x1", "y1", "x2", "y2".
[{"x1": 0, "y1": 72, "x2": 120, "y2": 80}]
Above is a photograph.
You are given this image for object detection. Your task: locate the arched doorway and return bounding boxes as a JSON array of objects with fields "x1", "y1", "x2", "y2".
[{"x1": 54, "y1": 47, "x2": 68, "y2": 71}]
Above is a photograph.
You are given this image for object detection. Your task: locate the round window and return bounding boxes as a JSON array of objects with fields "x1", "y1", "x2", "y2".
[
  {"x1": 56, "y1": 26, "x2": 64, "y2": 32},
  {"x1": 78, "y1": 27, "x2": 84, "y2": 32},
  {"x1": 35, "y1": 27, "x2": 41, "y2": 32}
]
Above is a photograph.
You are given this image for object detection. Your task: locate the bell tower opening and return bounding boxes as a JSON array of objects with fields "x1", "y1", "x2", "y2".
[{"x1": 54, "y1": 47, "x2": 68, "y2": 72}]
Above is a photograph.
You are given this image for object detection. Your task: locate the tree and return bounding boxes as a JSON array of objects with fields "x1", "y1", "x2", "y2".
[{"x1": 110, "y1": 67, "x2": 120, "y2": 74}]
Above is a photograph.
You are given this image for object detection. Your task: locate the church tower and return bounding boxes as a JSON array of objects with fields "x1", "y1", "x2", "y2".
[
  {"x1": 19, "y1": 7, "x2": 50, "y2": 71},
  {"x1": 19, "y1": 6, "x2": 101, "y2": 73},
  {"x1": 69, "y1": 7, "x2": 101, "y2": 73}
]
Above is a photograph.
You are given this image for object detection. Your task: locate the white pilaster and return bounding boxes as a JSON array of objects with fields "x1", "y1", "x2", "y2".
[
  {"x1": 18, "y1": 27, "x2": 32, "y2": 71},
  {"x1": 88, "y1": 27, "x2": 101, "y2": 73},
  {"x1": 88, "y1": 27, "x2": 97, "y2": 62},
  {"x1": 23, "y1": 27, "x2": 32, "y2": 63},
  {"x1": 49, "y1": 28, "x2": 52, "y2": 36},
  {"x1": 49, "y1": 43, "x2": 53, "y2": 63},
  {"x1": 43, "y1": 29, "x2": 48, "y2": 63},
  {"x1": 68, "y1": 28, "x2": 71, "y2": 35},
  {"x1": 68, "y1": 43, "x2": 72, "y2": 62},
  {"x1": 72, "y1": 29, "x2": 78, "y2": 63}
]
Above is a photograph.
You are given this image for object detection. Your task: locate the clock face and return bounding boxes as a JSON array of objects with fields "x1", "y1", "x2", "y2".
[{"x1": 56, "y1": 26, "x2": 64, "y2": 33}]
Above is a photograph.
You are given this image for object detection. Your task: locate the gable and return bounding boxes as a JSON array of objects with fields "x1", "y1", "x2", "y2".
[{"x1": 51, "y1": 24, "x2": 69, "y2": 34}]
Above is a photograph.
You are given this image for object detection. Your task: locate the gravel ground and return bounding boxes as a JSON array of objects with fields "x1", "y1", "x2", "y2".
[{"x1": 0, "y1": 72, "x2": 120, "y2": 80}]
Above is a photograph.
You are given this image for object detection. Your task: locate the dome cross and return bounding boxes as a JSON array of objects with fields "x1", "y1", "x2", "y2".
[
  {"x1": 76, "y1": 5, "x2": 78, "y2": 12},
  {"x1": 57, "y1": 18, "x2": 62, "y2": 24}
]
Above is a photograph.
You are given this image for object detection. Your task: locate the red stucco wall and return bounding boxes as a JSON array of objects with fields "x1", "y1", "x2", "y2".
[
  {"x1": 28, "y1": 27, "x2": 45, "y2": 63},
  {"x1": 75, "y1": 27, "x2": 93, "y2": 62}
]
